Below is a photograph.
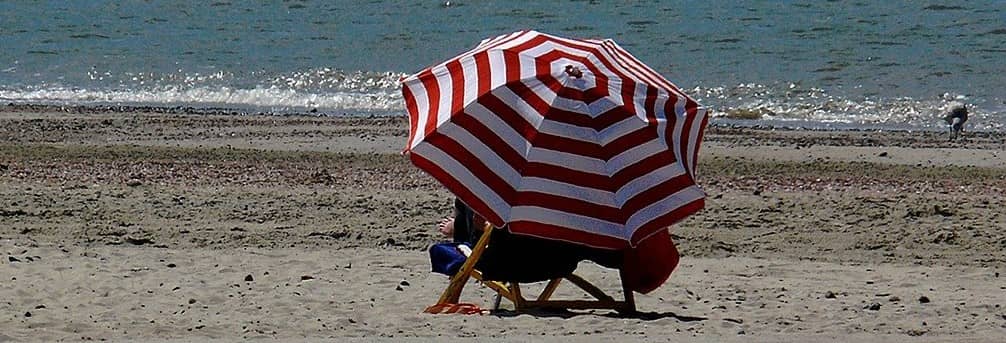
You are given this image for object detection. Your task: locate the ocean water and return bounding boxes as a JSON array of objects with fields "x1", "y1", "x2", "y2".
[{"x1": 1, "y1": 1, "x2": 1003, "y2": 130}]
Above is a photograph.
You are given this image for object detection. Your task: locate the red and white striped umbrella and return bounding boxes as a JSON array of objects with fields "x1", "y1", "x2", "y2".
[{"x1": 402, "y1": 30, "x2": 708, "y2": 249}]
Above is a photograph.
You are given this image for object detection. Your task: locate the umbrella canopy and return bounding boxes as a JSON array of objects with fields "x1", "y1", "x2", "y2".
[{"x1": 402, "y1": 30, "x2": 708, "y2": 249}]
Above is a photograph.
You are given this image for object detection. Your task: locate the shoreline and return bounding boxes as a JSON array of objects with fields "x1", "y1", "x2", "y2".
[{"x1": 4, "y1": 102, "x2": 1004, "y2": 135}]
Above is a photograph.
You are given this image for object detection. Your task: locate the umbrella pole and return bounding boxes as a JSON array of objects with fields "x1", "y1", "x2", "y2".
[{"x1": 428, "y1": 222, "x2": 494, "y2": 310}]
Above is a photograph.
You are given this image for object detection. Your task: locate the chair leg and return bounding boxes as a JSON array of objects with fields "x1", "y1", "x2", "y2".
[
  {"x1": 565, "y1": 274, "x2": 615, "y2": 302},
  {"x1": 510, "y1": 282, "x2": 524, "y2": 311},
  {"x1": 537, "y1": 278, "x2": 562, "y2": 301},
  {"x1": 619, "y1": 268, "x2": 637, "y2": 314},
  {"x1": 522, "y1": 273, "x2": 635, "y2": 313}
]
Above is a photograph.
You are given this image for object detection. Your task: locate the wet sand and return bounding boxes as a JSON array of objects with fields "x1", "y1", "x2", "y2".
[{"x1": 1, "y1": 105, "x2": 1005, "y2": 342}]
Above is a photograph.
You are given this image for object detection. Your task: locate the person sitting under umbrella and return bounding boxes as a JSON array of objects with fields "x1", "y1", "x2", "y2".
[
  {"x1": 433, "y1": 197, "x2": 618, "y2": 283},
  {"x1": 431, "y1": 197, "x2": 679, "y2": 293}
]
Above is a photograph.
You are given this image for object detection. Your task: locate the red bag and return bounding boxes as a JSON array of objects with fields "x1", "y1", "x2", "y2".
[{"x1": 621, "y1": 229, "x2": 680, "y2": 294}]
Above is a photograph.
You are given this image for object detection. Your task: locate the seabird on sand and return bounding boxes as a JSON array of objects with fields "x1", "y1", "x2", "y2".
[{"x1": 943, "y1": 102, "x2": 968, "y2": 140}]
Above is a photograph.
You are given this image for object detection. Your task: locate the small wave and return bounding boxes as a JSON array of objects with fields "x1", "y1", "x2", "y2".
[
  {"x1": 627, "y1": 20, "x2": 658, "y2": 26},
  {"x1": 923, "y1": 5, "x2": 966, "y2": 11},
  {"x1": 864, "y1": 41, "x2": 909, "y2": 46},
  {"x1": 268, "y1": 68, "x2": 405, "y2": 93},
  {"x1": 712, "y1": 38, "x2": 743, "y2": 43},
  {"x1": 0, "y1": 86, "x2": 403, "y2": 115},
  {"x1": 68, "y1": 33, "x2": 111, "y2": 39},
  {"x1": 22, "y1": 67, "x2": 413, "y2": 114},
  {"x1": 691, "y1": 84, "x2": 1004, "y2": 131}
]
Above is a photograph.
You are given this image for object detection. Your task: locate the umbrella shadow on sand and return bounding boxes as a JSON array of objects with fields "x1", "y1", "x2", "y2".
[{"x1": 491, "y1": 308, "x2": 708, "y2": 322}]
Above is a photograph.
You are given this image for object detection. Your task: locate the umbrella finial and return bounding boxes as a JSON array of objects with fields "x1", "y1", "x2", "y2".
[{"x1": 564, "y1": 65, "x2": 583, "y2": 79}]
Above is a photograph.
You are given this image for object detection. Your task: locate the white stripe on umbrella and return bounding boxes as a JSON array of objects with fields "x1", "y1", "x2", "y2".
[
  {"x1": 463, "y1": 101, "x2": 531, "y2": 154},
  {"x1": 686, "y1": 108, "x2": 709, "y2": 176},
  {"x1": 486, "y1": 49, "x2": 509, "y2": 94},
  {"x1": 459, "y1": 56, "x2": 480, "y2": 111},
  {"x1": 402, "y1": 81, "x2": 430, "y2": 145},
  {"x1": 526, "y1": 147, "x2": 606, "y2": 178},
  {"x1": 670, "y1": 98, "x2": 687, "y2": 179},
  {"x1": 607, "y1": 140, "x2": 669, "y2": 178},
  {"x1": 626, "y1": 185, "x2": 705, "y2": 240},
  {"x1": 510, "y1": 205, "x2": 625, "y2": 240},
  {"x1": 403, "y1": 30, "x2": 708, "y2": 248},
  {"x1": 598, "y1": 117, "x2": 648, "y2": 146},
  {"x1": 618, "y1": 163, "x2": 688, "y2": 204},
  {"x1": 431, "y1": 67, "x2": 455, "y2": 130},
  {"x1": 519, "y1": 177, "x2": 617, "y2": 207}
]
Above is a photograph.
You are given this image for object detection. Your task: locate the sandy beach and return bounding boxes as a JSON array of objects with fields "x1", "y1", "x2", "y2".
[{"x1": 2, "y1": 104, "x2": 1005, "y2": 342}]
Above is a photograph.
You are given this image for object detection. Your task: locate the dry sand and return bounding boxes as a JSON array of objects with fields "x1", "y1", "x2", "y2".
[{"x1": 1, "y1": 105, "x2": 1005, "y2": 342}]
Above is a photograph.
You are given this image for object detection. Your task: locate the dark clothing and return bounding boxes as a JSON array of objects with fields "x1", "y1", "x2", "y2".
[
  {"x1": 448, "y1": 197, "x2": 681, "y2": 294},
  {"x1": 451, "y1": 198, "x2": 480, "y2": 244},
  {"x1": 452, "y1": 198, "x2": 621, "y2": 283}
]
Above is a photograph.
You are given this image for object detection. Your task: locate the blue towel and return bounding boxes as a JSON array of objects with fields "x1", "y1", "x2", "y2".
[{"x1": 429, "y1": 242, "x2": 468, "y2": 276}]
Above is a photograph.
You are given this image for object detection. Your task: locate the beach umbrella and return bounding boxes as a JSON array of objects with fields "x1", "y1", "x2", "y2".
[{"x1": 402, "y1": 30, "x2": 708, "y2": 249}]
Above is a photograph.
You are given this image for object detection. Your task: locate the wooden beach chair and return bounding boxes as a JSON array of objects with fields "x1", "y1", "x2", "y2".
[{"x1": 425, "y1": 223, "x2": 636, "y2": 314}]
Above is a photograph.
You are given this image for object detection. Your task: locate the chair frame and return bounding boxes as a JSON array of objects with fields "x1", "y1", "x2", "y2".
[{"x1": 426, "y1": 223, "x2": 636, "y2": 314}]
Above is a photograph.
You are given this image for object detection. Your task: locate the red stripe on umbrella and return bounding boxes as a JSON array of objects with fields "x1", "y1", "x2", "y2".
[{"x1": 402, "y1": 30, "x2": 709, "y2": 249}]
